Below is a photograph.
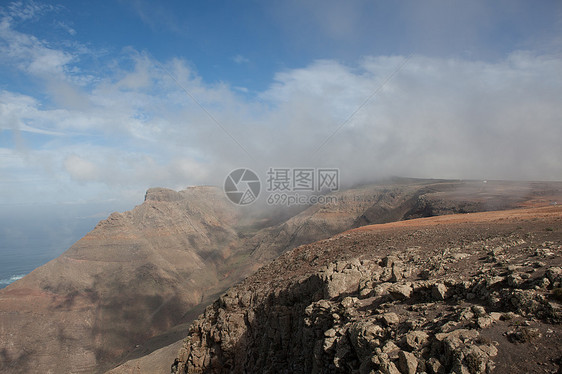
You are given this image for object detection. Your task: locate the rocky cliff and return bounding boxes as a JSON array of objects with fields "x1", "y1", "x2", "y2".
[
  {"x1": 173, "y1": 206, "x2": 562, "y2": 374},
  {"x1": 0, "y1": 186, "x2": 243, "y2": 373},
  {"x1": 1, "y1": 179, "x2": 560, "y2": 373}
]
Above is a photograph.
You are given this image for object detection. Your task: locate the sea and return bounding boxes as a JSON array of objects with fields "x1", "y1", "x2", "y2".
[
  {"x1": 0, "y1": 202, "x2": 134, "y2": 289},
  {"x1": 0, "y1": 246, "x2": 59, "y2": 288}
]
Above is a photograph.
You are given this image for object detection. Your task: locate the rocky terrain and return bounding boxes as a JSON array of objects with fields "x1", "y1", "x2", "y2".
[
  {"x1": 0, "y1": 179, "x2": 561, "y2": 373},
  {"x1": 173, "y1": 206, "x2": 562, "y2": 374}
]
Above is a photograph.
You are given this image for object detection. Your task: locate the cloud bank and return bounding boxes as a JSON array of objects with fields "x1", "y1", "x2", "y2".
[{"x1": 1, "y1": 2, "x2": 561, "y2": 206}]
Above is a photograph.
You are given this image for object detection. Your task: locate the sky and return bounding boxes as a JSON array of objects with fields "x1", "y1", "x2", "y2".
[{"x1": 1, "y1": 0, "x2": 562, "y2": 213}]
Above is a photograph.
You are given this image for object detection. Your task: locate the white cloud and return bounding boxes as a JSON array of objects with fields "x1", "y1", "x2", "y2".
[
  {"x1": 3, "y1": 51, "x2": 562, "y2": 198},
  {"x1": 124, "y1": 0, "x2": 186, "y2": 34},
  {"x1": 233, "y1": 54, "x2": 250, "y2": 64},
  {"x1": 0, "y1": 16, "x2": 74, "y2": 77},
  {"x1": 63, "y1": 154, "x2": 100, "y2": 182},
  {"x1": 0, "y1": 91, "x2": 66, "y2": 136},
  {"x1": 0, "y1": 3, "x2": 561, "y2": 206},
  {"x1": 252, "y1": 53, "x2": 562, "y2": 183},
  {"x1": 55, "y1": 20, "x2": 76, "y2": 36},
  {"x1": 3, "y1": 0, "x2": 58, "y2": 22}
]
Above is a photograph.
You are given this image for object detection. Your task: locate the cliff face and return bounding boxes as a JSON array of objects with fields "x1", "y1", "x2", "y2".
[
  {"x1": 173, "y1": 206, "x2": 562, "y2": 374},
  {"x1": 0, "y1": 186, "x2": 242, "y2": 373},
  {"x1": 0, "y1": 180, "x2": 560, "y2": 373}
]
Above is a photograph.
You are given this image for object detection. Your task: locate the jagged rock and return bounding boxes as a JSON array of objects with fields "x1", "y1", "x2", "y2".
[
  {"x1": 403, "y1": 330, "x2": 430, "y2": 350},
  {"x1": 546, "y1": 266, "x2": 562, "y2": 286},
  {"x1": 398, "y1": 350, "x2": 418, "y2": 374},
  {"x1": 323, "y1": 337, "x2": 337, "y2": 353},
  {"x1": 381, "y1": 312, "x2": 400, "y2": 326},
  {"x1": 323, "y1": 328, "x2": 338, "y2": 352},
  {"x1": 534, "y1": 277, "x2": 550, "y2": 289},
  {"x1": 382, "y1": 255, "x2": 400, "y2": 268},
  {"x1": 324, "y1": 328, "x2": 337, "y2": 337},
  {"x1": 382, "y1": 340, "x2": 400, "y2": 354},
  {"x1": 435, "y1": 328, "x2": 479, "y2": 343},
  {"x1": 486, "y1": 276, "x2": 505, "y2": 287},
  {"x1": 374, "y1": 283, "x2": 392, "y2": 297},
  {"x1": 403, "y1": 316, "x2": 426, "y2": 330},
  {"x1": 462, "y1": 345, "x2": 491, "y2": 374},
  {"x1": 323, "y1": 268, "x2": 363, "y2": 298},
  {"x1": 439, "y1": 320, "x2": 460, "y2": 333},
  {"x1": 349, "y1": 321, "x2": 386, "y2": 360},
  {"x1": 388, "y1": 283, "x2": 413, "y2": 300},
  {"x1": 432, "y1": 283, "x2": 448, "y2": 300},
  {"x1": 471, "y1": 305, "x2": 486, "y2": 317},
  {"x1": 459, "y1": 307, "x2": 474, "y2": 321},
  {"x1": 391, "y1": 264, "x2": 404, "y2": 282},
  {"x1": 504, "y1": 289, "x2": 557, "y2": 320},
  {"x1": 341, "y1": 296, "x2": 358, "y2": 308},
  {"x1": 377, "y1": 353, "x2": 401, "y2": 374},
  {"x1": 507, "y1": 273, "x2": 524, "y2": 288},
  {"x1": 476, "y1": 316, "x2": 493, "y2": 329},
  {"x1": 427, "y1": 357, "x2": 445, "y2": 374}
]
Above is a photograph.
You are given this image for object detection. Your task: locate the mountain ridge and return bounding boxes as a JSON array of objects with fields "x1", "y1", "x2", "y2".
[{"x1": 1, "y1": 179, "x2": 561, "y2": 373}]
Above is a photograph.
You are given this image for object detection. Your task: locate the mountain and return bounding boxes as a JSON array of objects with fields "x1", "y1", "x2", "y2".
[
  {"x1": 172, "y1": 205, "x2": 562, "y2": 374},
  {"x1": 0, "y1": 179, "x2": 561, "y2": 373},
  {"x1": 0, "y1": 186, "x2": 242, "y2": 373}
]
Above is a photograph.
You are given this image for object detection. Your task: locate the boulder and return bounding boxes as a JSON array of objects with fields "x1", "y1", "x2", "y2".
[
  {"x1": 381, "y1": 312, "x2": 400, "y2": 326},
  {"x1": 389, "y1": 283, "x2": 413, "y2": 300},
  {"x1": 403, "y1": 330, "x2": 430, "y2": 351},
  {"x1": 398, "y1": 350, "x2": 418, "y2": 374}
]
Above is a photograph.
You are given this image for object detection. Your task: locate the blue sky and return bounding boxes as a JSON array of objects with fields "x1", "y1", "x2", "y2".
[{"x1": 1, "y1": 0, "x2": 562, "y2": 210}]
